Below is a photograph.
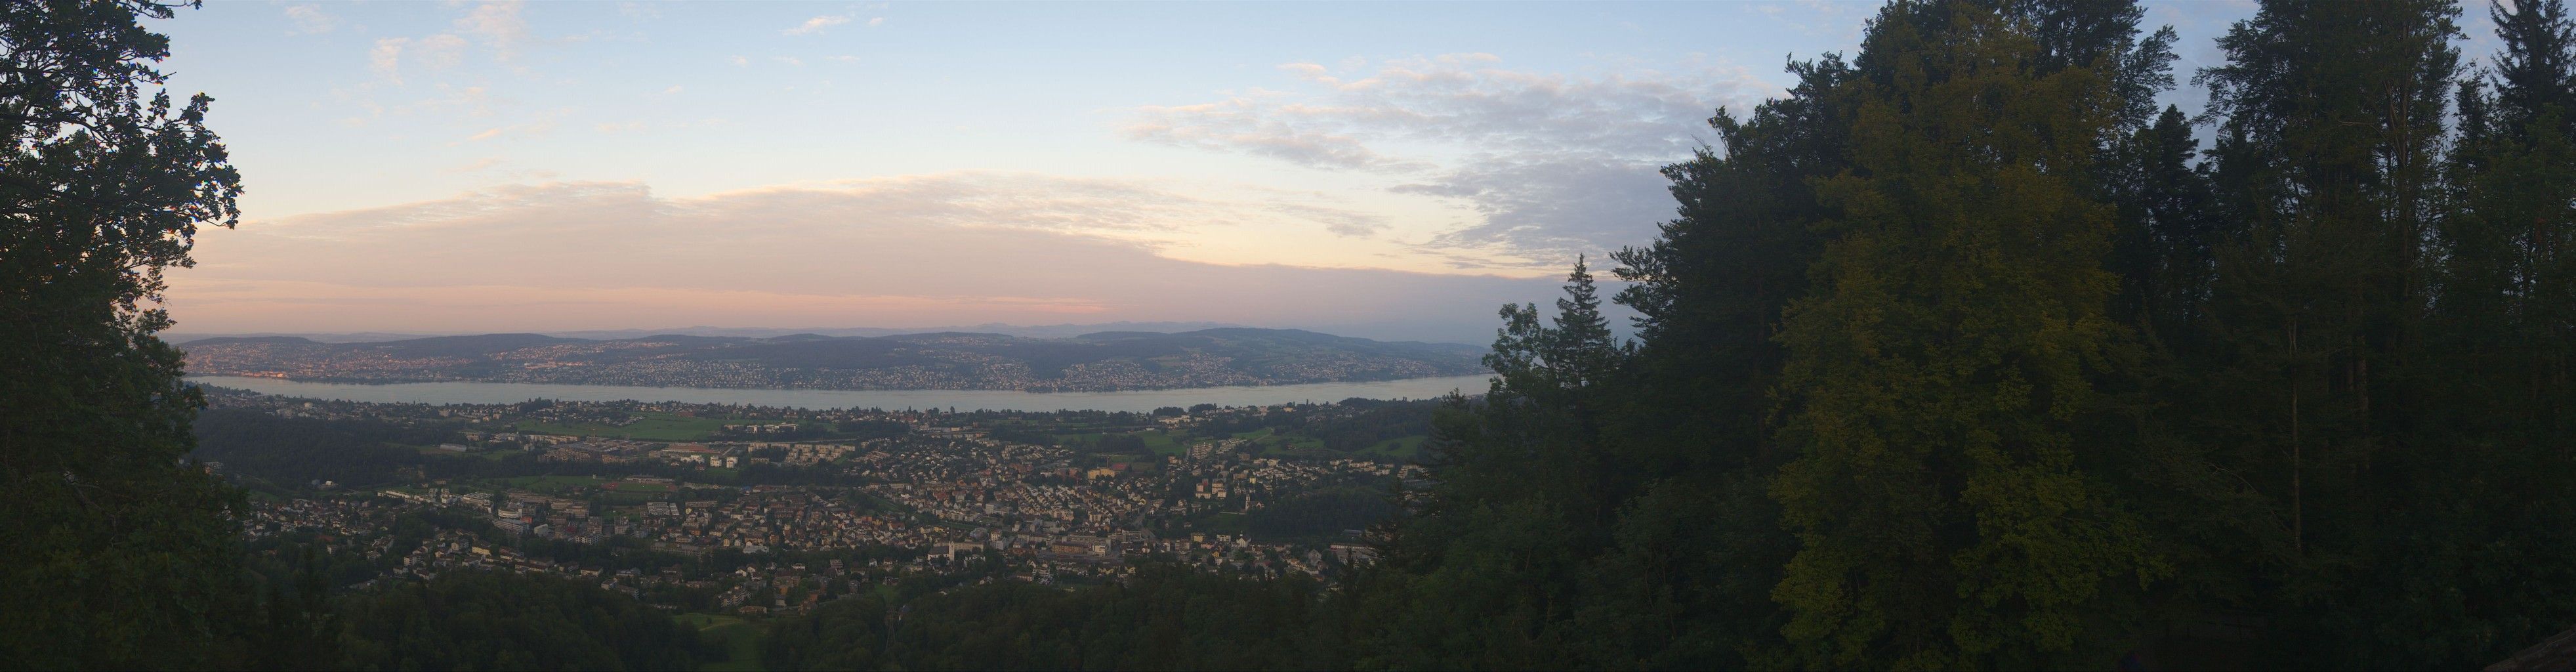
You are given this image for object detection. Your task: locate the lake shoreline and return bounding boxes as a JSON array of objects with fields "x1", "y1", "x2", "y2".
[{"x1": 183, "y1": 373, "x2": 1494, "y2": 413}]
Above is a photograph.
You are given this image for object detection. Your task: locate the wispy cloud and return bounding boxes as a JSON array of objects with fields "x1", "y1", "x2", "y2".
[
  {"x1": 1127, "y1": 54, "x2": 1772, "y2": 264},
  {"x1": 368, "y1": 34, "x2": 467, "y2": 85},
  {"x1": 361, "y1": 2, "x2": 524, "y2": 86},
  {"x1": 785, "y1": 14, "x2": 852, "y2": 35},
  {"x1": 615, "y1": 2, "x2": 661, "y2": 20},
  {"x1": 455, "y1": 1, "x2": 530, "y2": 61},
  {"x1": 283, "y1": 5, "x2": 336, "y2": 35}
]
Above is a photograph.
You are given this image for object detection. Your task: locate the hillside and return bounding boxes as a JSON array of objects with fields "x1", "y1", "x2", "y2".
[{"x1": 179, "y1": 328, "x2": 1485, "y2": 392}]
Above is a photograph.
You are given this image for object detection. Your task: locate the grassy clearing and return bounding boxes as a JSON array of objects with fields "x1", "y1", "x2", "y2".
[
  {"x1": 676, "y1": 613, "x2": 765, "y2": 671},
  {"x1": 512, "y1": 411, "x2": 730, "y2": 441},
  {"x1": 1224, "y1": 427, "x2": 1327, "y2": 456},
  {"x1": 1358, "y1": 435, "x2": 1428, "y2": 461},
  {"x1": 1188, "y1": 510, "x2": 1252, "y2": 536},
  {"x1": 488, "y1": 475, "x2": 605, "y2": 492},
  {"x1": 599, "y1": 490, "x2": 665, "y2": 505},
  {"x1": 407, "y1": 444, "x2": 461, "y2": 455}
]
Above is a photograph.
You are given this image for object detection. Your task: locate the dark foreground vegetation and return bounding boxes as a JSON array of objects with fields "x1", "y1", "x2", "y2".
[{"x1": 11, "y1": 0, "x2": 2576, "y2": 669}]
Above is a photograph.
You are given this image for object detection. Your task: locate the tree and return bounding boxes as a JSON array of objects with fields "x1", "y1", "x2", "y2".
[
  {"x1": 2193, "y1": 0, "x2": 2461, "y2": 554},
  {"x1": 1763, "y1": 3, "x2": 2165, "y2": 667},
  {"x1": 0, "y1": 1, "x2": 249, "y2": 668},
  {"x1": 2491, "y1": 0, "x2": 2576, "y2": 135},
  {"x1": 1585, "y1": 45, "x2": 1865, "y2": 671},
  {"x1": 2450, "y1": 0, "x2": 2576, "y2": 449},
  {"x1": 1349, "y1": 261, "x2": 1629, "y2": 669}
]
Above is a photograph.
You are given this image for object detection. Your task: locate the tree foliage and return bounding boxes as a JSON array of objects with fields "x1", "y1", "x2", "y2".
[
  {"x1": 1357, "y1": 0, "x2": 2576, "y2": 669},
  {"x1": 0, "y1": 1, "x2": 250, "y2": 667},
  {"x1": 764, "y1": 565, "x2": 1337, "y2": 671},
  {"x1": 333, "y1": 571, "x2": 708, "y2": 671}
]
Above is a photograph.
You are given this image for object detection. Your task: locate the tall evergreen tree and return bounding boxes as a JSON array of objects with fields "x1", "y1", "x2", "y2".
[
  {"x1": 2397, "y1": 1, "x2": 2576, "y2": 665},
  {"x1": 2492, "y1": 0, "x2": 2575, "y2": 135},
  {"x1": 2186, "y1": 0, "x2": 2545, "y2": 666},
  {"x1": 2459, "y1": 0, "x2": 2576, "y2": 444},
  {"x1": 1352, "y1": 261, "x2": 1626, "y2": 669},
  {"x1": 2108, "y1": 106, "x2": 2222, "y2": 345}
]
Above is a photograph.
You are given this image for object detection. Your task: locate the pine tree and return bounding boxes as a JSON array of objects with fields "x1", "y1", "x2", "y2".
[
  {"x1": 1352, "y1": 261, "x2": 1625, "y2": 669},
  {"x1": 2192, "y1": 0, "x2": 2514, "y2": 665}
]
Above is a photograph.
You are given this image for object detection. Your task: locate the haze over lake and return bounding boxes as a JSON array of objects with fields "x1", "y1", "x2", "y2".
[{"x1": 184, "y1": 374, "x2": 1493, "y2": 413}]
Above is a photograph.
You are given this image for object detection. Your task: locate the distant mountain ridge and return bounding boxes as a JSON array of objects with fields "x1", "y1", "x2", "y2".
[
  {"x1": 163, "y1": 321, "x2": 1281, "y2": 345},
  {"x1": 179, "y1": 327, "x2": 1488, "y2": 392}
]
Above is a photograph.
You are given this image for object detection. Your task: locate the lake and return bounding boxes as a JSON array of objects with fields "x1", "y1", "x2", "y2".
[{"x1": 182, "y1": 375, "x2": 1495, "y2": 413}]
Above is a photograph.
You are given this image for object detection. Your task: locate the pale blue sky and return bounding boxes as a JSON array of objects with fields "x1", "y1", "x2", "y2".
[{"x1": 149, "y1": 1, "x2": 2361, "y2": 342}]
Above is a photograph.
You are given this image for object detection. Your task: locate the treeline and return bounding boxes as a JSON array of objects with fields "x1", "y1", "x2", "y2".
[
  {"x1": 720, "y1": 419, "x2": 905, "y2": 441},
  {"x1": 1340, "y1": 0, "x2": 2576, "y2": 669},
  {"x1": 1188, "y1": 399, "x2": 1440, "y2": 455},
  {"x1": 1303, "y1": 399, "x2": 1437, "y2": 453},
  {"x1": 328, "y1": 571, "x2": 713, "y2": 670},
  {"x1": 1246, "y1": 487, "x2": 1400, "y2": 540},
  {"x1": 191, "y1": 408, "x2": 881, "y2": 492},
  {"x1": 189, "y1": 408, "x2": 459, "y2": 490},
  {"x1": 1014, "y1": 399, "x2": 1440, "y2": 461},
  {"x1": 762, "y1": 566, "x2": 1339, "y2": 671}
]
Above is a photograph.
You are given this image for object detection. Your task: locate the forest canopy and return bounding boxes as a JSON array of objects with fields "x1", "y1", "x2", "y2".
[{"x1": 1342, "y1": 0, "x2": 2576, "y2": 669}]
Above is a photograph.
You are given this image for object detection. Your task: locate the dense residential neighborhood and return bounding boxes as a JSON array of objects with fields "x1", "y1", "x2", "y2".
[{"x1": 214, "y1": 385, "x2": 1430, "y2": 618}]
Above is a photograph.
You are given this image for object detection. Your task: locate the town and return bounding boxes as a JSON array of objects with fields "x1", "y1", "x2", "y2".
[
  {"x1": 212, "y1": 386, "x2": 1428, "y2": 618},
  {"x1": 180, "y1": 328, "x2": 1485, "y2": 391}
]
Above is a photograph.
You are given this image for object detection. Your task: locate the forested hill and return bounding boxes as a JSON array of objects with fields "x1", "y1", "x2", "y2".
[
  {"x1": 1335, "y1": 0, "x2": 2576, "y2": 669},
  {"x1": 178, "y1": 328, "x2": 1485, "y2": 391}
]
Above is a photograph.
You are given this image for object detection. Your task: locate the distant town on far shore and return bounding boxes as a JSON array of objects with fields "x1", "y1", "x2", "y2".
[{"x1": 178, "y1": 327, "x2": 1489, "y2": 392}]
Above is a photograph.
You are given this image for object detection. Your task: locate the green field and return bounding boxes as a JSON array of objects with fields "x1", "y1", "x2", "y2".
[
  {"x1": 1230, "y1": 427, "x2": 1329, "y2": 456},
  {"x1": 1357, "y1": 435, "x2": 1428, "y2": 461},
  {"x1": 1188, "y1": 510, "x2": 1252, "y2": 536},
  {"x1": 676, "y1": 613, "x2": 765, "y2": 671},
  {"x1": 512, "y1": 411, "x2": 730, "y2": 440},
  {"x1": 1054, "y1": 430, "x2": 1186, "y2": 456},
  {"x1": 486, "y1": 475, "x2": 605, "y2": 493},
  {"x1": 599, "y1": 490, "x2": 666, "y2": 505}
]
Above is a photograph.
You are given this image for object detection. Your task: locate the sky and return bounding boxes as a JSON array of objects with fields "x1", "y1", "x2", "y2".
[{"x1": 144, "y1": 0, "x2": 2394, "y2": 343}]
